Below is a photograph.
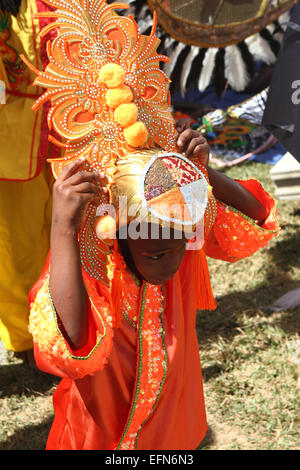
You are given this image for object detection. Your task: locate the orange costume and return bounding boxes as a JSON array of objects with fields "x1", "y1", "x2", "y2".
[
  {"x1": 26, "y1": 0, "x2": 279, "y2": 450},
  {"x1": 29, "y1": 180, "x2": 278, "y2": 450}
]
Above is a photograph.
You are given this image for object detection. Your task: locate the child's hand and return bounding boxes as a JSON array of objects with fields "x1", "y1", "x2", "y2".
[
  {"x1": 175, "y1": 118, "x2": 194, "y2": 133},
  {"x1": 52, "y1": 157, "x2": 107, "y2": 234},
  {"x1": 176, "y1": 128, "x2": 210, "y2": 167}
]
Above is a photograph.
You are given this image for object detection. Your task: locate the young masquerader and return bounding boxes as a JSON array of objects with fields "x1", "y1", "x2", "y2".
[{"x1": 27, "y1": 0, "x2": 279, "y2": 450}]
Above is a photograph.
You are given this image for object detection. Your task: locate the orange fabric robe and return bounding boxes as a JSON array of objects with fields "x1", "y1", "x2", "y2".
[{"x1": 29, "y1": 180, "x2": 279, "y2": 450}]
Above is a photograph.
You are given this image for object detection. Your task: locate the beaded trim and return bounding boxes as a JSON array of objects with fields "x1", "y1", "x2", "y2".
[
  {"x1": 47, "y1": 282, "x2": 107, "y2": 360},
  {"x1": 79, "y1": 203, "x2": 112, "y2": 286},
  {"x1": 217, "y1": 200, "x2": 279, "y2": 234},
  {"x1": 116, "y1": 282, "x2": 168, "y2": 450},
  {"x1": 134, "y1": 285, "x2": 168, "y2": 449},
  {"x1": 120, "y1": 270, "x2": 140, "y2": 330},
  {"x1": 29, "y1": 274, "x2": 114, "y2": 379}
]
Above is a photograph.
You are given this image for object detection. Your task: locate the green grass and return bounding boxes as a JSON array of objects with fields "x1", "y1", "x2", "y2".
[
  {"x1": 198, "y1": 161, "x2": 300, "y2": 450},
  {"x1": 0, "y1": 358, "x2": 58, "y2": 450},
  {"x1": 0, "y1": 161, "x2": 299, "y2": 450}
]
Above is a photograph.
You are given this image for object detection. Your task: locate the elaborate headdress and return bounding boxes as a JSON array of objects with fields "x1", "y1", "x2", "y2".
[
  {"x1": 22, "y1": 0, "x2": 178, "y2": 180},
  {"x1": 23, "y1": 0, "x2": 216, "y2": 297}
]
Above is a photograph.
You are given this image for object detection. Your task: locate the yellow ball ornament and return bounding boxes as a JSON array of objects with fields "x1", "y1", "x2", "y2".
[
  {"x1": 95, "y1": 215, "x2": 116, "y2": 241},
  {"x1": 106, "y1": 85, "x2": 133, "y2": 108},
  {"x1": 114, "y1": 103, "x2": 138, "y2": 128},
  {"x1": 98, "y1": 63, "x2": 125, "y2": 88},
  {"x1": 124, "y1": 121, "x2": 148, "y2": 147}
]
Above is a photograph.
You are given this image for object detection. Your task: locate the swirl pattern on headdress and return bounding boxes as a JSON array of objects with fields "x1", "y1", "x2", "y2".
[{"x1": 24, "y1": 0, "x2": 178, "y2": 179}]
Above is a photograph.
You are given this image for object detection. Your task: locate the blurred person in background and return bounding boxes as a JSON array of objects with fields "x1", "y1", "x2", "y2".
[{"x1": 0, "y1": 0, "x2": 60, "y2": 368}]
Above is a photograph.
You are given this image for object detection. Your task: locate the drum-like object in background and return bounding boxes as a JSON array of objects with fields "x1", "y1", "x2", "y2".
[{"x1": 147, "y1": 0, "x2": 296, "y2": 47}]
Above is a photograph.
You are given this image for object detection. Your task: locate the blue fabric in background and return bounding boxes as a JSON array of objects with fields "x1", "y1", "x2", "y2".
[{"x1": 249, "y1": 142, "x2": 286, "y2": 165}]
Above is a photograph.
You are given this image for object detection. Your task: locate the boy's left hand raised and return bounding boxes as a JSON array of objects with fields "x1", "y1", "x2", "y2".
[{"x1": 176, "y1": 128, "x2": 210, "y2": 167}]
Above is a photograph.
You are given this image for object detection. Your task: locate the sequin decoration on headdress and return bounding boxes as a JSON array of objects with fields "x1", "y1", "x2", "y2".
[{"x1": 21, "y1": 0, "x2": 178, "y2": 182}]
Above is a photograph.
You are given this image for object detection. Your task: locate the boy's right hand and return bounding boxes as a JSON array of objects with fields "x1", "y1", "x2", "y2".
[{"x1": 52, "y1": 157, "x2": 107, "y2": 234}]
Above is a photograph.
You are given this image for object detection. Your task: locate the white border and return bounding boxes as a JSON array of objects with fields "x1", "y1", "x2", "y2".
[{"x1": 140, "y1": 152, "x2": 208, "y2": 226}]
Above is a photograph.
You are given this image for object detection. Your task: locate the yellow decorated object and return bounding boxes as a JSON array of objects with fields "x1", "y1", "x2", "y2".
[
  {"x1": 98, "y1": 63, "x2": 125, "y2": 88},
  {"x1": 0, "y1": 0, "x2": 45, "y2": 181},
  {"x1": 105, "y1": 84, "x2": 133, "y2": 108},
  {"x1": 123, "y1": 121, "x2": 148, "y2": 147},
  {"x1": 94, "y1": 214, "x2": 117, "y2": 241},
  {"x1": 108, "y1": 149, "x2": 216, "y2": 236},
  {"x1": 0, "y1": 0, "x2": 58, "y2": 352},
  {"x1": 114, "y1": 102, "x2": 138, "y2": 128}
]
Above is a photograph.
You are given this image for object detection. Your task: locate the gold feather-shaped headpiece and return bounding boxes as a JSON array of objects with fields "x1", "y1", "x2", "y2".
[{"x1": 22, "y1": 0, "x2": 178, "y2": 181}]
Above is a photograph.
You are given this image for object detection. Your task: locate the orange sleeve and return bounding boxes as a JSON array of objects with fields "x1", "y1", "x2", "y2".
[
  {"x1": 28, "y1": 261, "x2": 114, "y2": 379},
  {"x1": 204, "y1": 179, "x2": 280, "y2": 263}
]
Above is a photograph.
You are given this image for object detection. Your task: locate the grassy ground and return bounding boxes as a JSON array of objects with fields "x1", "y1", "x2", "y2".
[{"x1": 0, "y1": 161, "x2": 299, "y2": 450}]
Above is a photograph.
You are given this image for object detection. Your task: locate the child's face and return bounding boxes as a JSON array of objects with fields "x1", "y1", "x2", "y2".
[{"x1": 126, "y1": 223, "x2": 188, "y2": 285}]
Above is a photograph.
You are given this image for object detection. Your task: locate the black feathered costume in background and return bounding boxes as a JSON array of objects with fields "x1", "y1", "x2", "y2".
[{"x1": 123, "y1": 0, "x2": 290, "y2": 97}]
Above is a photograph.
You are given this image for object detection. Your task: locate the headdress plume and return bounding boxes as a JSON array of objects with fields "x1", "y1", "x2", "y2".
[{"x1": 21, "y1": 0, "x2": 178, "y2": 184}]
